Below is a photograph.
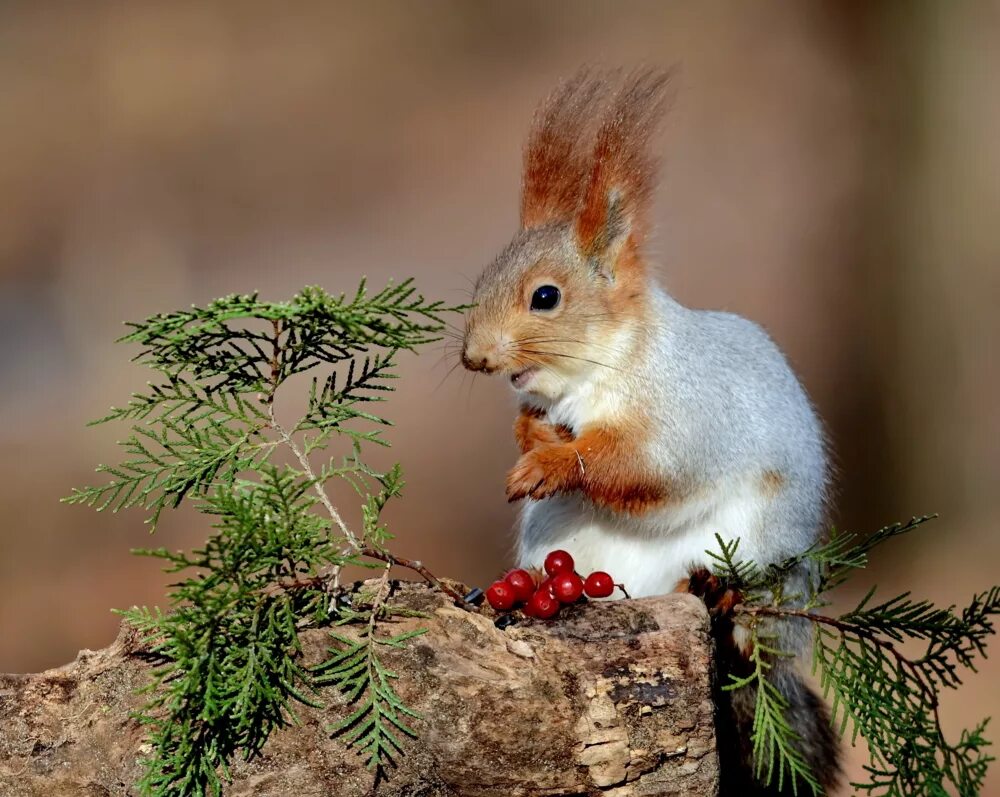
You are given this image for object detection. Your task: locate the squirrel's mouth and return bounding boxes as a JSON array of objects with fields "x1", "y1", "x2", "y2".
[{"x1": 510, "y1": 367, "x2": 537, "y2": 390}]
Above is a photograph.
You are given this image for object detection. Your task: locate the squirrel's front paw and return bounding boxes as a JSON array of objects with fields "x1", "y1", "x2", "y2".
[
  {"x1": 514, "y1": 411, "x2": 575, "y2": 454},
  {"x1": 505, "y1": 445, "x2": 583, "y2": 502}
]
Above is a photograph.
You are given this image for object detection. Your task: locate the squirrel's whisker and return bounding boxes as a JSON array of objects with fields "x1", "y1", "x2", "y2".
[{"x1": 517, "y1": 348, "x2": 630, "y2": 375}]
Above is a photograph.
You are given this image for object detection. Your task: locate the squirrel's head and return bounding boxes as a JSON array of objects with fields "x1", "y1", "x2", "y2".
[{"x1": 462, "y1": 68, "x2": 671, "y2": 401}]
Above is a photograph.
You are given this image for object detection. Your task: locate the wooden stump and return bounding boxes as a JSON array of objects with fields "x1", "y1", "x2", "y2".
[{"x1": 0, "y1": 584, "x2": 718, "y2": 796}]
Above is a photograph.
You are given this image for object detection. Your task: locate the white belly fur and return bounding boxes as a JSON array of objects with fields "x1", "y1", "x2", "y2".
[{"x1": 517, "y1": 473, "x2": 771, "y2": 598}]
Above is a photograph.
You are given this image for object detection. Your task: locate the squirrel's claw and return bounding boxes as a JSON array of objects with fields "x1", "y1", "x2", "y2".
[{"x1": 505, "y1": 451, "x2": 549, "y2": 501}]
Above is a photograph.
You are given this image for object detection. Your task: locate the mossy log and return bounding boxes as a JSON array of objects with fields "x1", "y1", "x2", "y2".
[{"x1": 0, "y1": 584, "x2": 718, "y2": 796}]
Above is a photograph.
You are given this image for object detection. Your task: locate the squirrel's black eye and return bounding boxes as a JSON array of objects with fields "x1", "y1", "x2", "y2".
[{"x1": 530, "y1": 285, "x2": 561, "y2": 311}]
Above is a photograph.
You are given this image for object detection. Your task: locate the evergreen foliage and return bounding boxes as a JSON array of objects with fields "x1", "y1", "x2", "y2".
[
  {"x1": 67, "y1": 281, "x2": 464, "y2": 796},
  {"x1": 316, "y1": 625, "x2": 426, "y2": 769},
  {"x1": 66, "y1": 280, "x2": 998, "y2": 797},
  {"x1": 711, "y1": 519, "x2": 999, "y2": 797}
]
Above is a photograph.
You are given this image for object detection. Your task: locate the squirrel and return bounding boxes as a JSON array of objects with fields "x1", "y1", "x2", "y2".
[{"x1": 460, "y1": 68, "x2": 841, "y2": 795}]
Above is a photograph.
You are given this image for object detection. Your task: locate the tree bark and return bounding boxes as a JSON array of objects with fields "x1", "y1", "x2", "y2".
[{"x1": 0, "y1": 584, "x2": 718, "y2": 797}]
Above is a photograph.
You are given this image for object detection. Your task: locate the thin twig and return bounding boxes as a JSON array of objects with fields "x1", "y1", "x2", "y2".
[
  {"x1": 263, "y1": 546, "x2": 470, "y2": 607},
  {"x1": 264, "y1": 319, "x2": 360, "y2": 591},
  {"x1": 367, "y1": 560, "x2": 394, "y2": 635},
  {"x1": 359, "y1": 546, "x2": 469, "y2": 606},
  {"x1": 268, "y1": 404, "x2": 359, "y2": 549}
]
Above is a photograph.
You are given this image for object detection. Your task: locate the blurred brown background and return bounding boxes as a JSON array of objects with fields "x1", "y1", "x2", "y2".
[{"x1": 1, "y1": 1, "x2": 997, "y2": 792}]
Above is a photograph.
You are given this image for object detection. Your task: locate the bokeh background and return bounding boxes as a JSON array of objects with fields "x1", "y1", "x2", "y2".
[{"x1": 1, "y1": 1, "x2": 997, "y2": 792}]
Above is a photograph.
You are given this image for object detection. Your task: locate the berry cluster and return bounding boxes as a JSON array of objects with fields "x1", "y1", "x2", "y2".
[{"x1": 485, "y1": 550, "x2": 619, "y2": 620}]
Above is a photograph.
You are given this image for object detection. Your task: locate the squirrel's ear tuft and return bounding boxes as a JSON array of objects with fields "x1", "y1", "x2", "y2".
[
  {"x1": 521, "y1": 69, "x2": 610, "y2": 230},
  {"x1": 575, "y1": 68, "x2": 672, "y2": 270}
]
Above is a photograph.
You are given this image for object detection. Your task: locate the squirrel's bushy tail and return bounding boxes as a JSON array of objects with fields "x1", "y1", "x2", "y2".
[
  {"x1": 689, "y1": 569, "x2": 842, "y2": 795},
  {"x1": 715, "y1": 658, "x2": 841, "y2": 796}
]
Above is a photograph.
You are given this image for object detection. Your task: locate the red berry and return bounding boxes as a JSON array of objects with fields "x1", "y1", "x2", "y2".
[
  {"x1": 525, "y1": 589, "x2": 560, "y2": 619},
  {"x1": 486, "y1": 581, "x2": 516, "y2": 611},
  {"x1": 537, "y1": 577, "x2": 557, "y2": 598},
  {"x1": 544, "y1": 549, "x2": 575, "y2": 576},
  {"x1": 503, "y1": 569, "x2": 536, "y2": 603},
  {"x1": 550, "y1": 572, "x2": 585, "y2": 604},
  {"x1": 584, "y1": 571, "x2": 615, "y2": 599}
]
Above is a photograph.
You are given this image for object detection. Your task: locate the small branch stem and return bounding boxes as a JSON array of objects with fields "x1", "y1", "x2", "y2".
[
  {"x1": 367, "y1": 561, "x2": 393, "y2": 636},
  {"x1": 264, "y1": 319, "x2": 360, "y2": 591},
  {"x1": 269, "y1": 404, "x2": 359, "y2": 549},
  {"x1": 264, "y1": 546, "x2": 469, "y2": 607},
  {"x1": 359, "y1": 546, "x2": 469, "y2": 606}
]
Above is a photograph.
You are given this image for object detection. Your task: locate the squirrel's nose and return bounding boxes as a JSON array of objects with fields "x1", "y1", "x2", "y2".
[{"x1": 461, "y1": 345, "x2": 498, "y2": 374}]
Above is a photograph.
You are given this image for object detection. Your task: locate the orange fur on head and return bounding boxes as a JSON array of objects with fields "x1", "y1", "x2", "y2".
[
  {"x1": 575, "y1": 68, "x2": 672, "y2": 262},
  {"x1": 520, "y1": 70, "x2": 608, "y2": 229},
  {"x1": 520, "y1": 67, "x2": 672, "y2": 266}
]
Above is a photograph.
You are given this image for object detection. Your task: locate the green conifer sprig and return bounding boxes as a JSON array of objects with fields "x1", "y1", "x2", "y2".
[
  {"x1": 726, "y1": 633, "x2": 823, "y2": 794},
  {"x1": 712, "y1": 520, "x2": 999, "y2": 797},
  {"x1": 66, "y1": 281, "x2": 451, "y2": 531},
  {"x1": 316, "y1": 623, "x2": 427, "y2": 770},
  {"x1": 67, "y1": 280, "x2": 465, "y2": 796},
  {"x1": 124, "y1": 468, "x2": 336, "y2": 796}
]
